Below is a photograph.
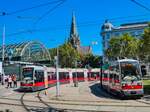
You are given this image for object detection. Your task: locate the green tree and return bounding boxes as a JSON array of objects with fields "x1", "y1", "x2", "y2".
[
  {"x1": 140, "y1": 23, "x2": 150, "y2": 62},
  {"x1": 107, "y1": 33, "x2": 140, "y2": 59},
  {"x1": 106, "y1": 36, "x2": 121, "y2": 58},
  {"x1": 59, "y1": 42, "x2": 80, "y2": 68},
  {"x1": 80, "y1": 54, "x2": 101, "y2": 68},
  {"x1": 49, "y1": 42, "x2": 80, "y2": 68}
]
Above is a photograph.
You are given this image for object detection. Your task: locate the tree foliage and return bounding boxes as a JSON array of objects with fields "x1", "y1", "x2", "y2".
[
  {"x1": 80, "y1": 54, "x2": 101, "y2": 68},
  {"x1": 49, "y1": 42, "x2": 101, "y2": 68},
  {"x1": 140, "y1": 23, "x2": 150, "y2": 62},
  {"x1": 49, "y1": 42, "x2": 80, "y2": 68},
  {"x1": 106, "y1": 33, "x2": 140, "y2": 59}
]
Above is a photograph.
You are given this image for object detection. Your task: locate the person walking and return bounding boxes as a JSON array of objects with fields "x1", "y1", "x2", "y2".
[
  {"x1": 12, "y1": 74, "x2": 17, "y2": 88},
  {"x1": 7, "y1": 75, "x2": 12, "y2": 88},
  {"x1": 0, "y1": 73, "x2": 1, "y2": 84},
  {"x1": 1, "y1": 74, "x2": 4, "y2": 85}
]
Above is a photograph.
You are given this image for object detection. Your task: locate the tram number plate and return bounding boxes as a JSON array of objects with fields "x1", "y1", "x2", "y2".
[{"x1": 131, "y1": 91, "x2": 136, "y2": 94}]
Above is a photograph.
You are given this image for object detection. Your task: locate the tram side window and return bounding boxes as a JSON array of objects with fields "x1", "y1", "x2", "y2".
[
  {"x1": 114, "y1": 74, "x2": 119, "y2": 80},
  {"x1": 116, "y1": 64, "x2": 120, "y2": 72},
  {"x1": 35, "y1": 70, "x2": 44, "y2": 83},
  {"x1": 110, "y1": 73, "x2": 113, "y2": 79},
  {"x1": 104, "y1": 73, "x2": 107, "y2": 78}
]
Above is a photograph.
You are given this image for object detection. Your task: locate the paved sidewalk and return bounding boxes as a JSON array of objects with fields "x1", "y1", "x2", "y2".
[
  {"x1": 40, "y1": 81, "x2": 150, "y2": 112},
  {"x1": 45, "y1": 81, "x2": 117, "y2": 102},
  {"x1": 0, "y1": 83, "x2": 18, "y2": 97}
]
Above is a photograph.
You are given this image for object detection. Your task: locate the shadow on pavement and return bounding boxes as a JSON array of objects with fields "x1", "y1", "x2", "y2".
[{"x1": 89, "y1": 83, "x2": 118, "y2": 100}]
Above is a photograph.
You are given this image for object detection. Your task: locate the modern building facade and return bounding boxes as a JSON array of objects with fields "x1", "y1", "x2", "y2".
[
  {"x1": 68, "y1": 13, "x2": 92, "y2": 55},
  {"x1": 100, "y1": 20, "x2": 149, "y2": 60}
]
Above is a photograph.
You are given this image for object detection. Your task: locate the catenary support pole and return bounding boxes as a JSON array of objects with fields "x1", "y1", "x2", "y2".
[{"x1": 56, "y1": 47, "x2": 60, "y2": 97}]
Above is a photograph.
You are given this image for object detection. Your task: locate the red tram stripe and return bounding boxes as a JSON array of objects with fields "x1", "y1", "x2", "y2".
[
  {"x1": 34, "y1": 82, "x2": 45, "y2": 86},
  {"x1": 122, "y1": 85, "x2": 142, "y2": 90}
]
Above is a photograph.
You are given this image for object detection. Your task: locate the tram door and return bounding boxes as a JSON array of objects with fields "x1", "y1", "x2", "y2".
[
  {"x1": 109, "y1": 65, "x2": 120, "y2": 90},
  {"x1": 72, "y1": 72, "x2": 84, "y2": 82},
  {"x1": 34, "y1": 70, "x2": 45, "y2": 88}
]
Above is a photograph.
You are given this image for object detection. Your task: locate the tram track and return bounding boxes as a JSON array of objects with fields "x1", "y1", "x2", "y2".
[
  {"x1": 2, "y1": 95, "x2": 149, "y2": 107},
  {"x1": 20, "y1": 93, "x2": 30, "y2": 112},
  {"x1": 19, "y1": 91, "x2": 58, "y2": 112},
  {"x1": 1, "y1": 96, "x2": 149, "y2": 107},
  {"x1": 1, "y1": 82, "x2": 150, "y2": 112},
  {"x1": 1, "y1": 92, "x2": 150, "y2": 112}
]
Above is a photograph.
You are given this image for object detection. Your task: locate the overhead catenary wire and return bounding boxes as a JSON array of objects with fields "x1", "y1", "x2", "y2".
[
  {"x1": 1, "y1": 0, "x2": 150, "y2": 37},
  {"x1": 130, "y1": 0, "x2": 150, "y2": 12},
  {"x1": 5, "y1": 14, "x2": 150, "y2": 37},
  {"x1": 34, "y1": 0, "x2": 66, "y2": 25},
  {"x1": 0, "y1": 0, "x2": 63, "y2": 16}
]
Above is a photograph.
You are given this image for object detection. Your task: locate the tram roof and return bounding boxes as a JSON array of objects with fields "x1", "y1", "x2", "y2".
[
  {"x1": 117, "y1": 59, "x2": 138, "y2": 62},
  {"x1": 23, "y1": 65, "x2": 45, "y2": 69}
]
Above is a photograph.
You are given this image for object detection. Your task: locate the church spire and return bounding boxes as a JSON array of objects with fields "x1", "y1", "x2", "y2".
[
  {"x1": 70, "y1": 12, "x2": 78, "y2": 38},
  {"x1": 69, "y1": 12, "x2": 80, "y2": 49}
]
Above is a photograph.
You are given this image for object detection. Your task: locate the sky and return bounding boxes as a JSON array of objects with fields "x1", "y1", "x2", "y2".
[{"x1": 0, "y1": 0, "x2": 150, "y2": 55}]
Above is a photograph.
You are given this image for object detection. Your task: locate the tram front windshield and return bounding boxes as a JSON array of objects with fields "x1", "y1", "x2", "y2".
[
  {"x1": 121, "y1": 61, "x2": 141, "y2": 81},
  {"x1": 22, "y1": 68, "x2": 33, "y2": 81}
]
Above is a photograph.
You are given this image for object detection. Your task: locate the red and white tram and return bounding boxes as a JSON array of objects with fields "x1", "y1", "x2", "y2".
[
  {"x1": 20, "y1": 66, "x2": 48, "y2": 91},
  {"x1": 20, "y1": 65, "x2": 100, "y2": 91},
  {"x1": 20, "y1": 65, "x2": 70, "y2": 91},
  {"x1": 102, "y1": 59, "x2": 144, "y2": 98}
]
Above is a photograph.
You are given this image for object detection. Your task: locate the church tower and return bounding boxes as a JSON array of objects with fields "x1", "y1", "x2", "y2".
[{"x1": 68, "y1": 12, "x2": 80, "y2": 49}]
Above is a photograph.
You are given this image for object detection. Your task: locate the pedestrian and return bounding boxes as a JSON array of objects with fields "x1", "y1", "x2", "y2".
[
  {"x1": 0, "y1": 73, "x2": 1, "y2": 84},
  {"x1": 12, "y1": 74, "x2": 17, "y2": 88},
  {"x1": 94, "y1": 74, "x2": 97, "y2": 80},
  {"x1": 1, "y1": 74, "x2": 4, "y2": 85},
  {"x1": 7, "y1": 75, "x2": 12, "y2": 88}
]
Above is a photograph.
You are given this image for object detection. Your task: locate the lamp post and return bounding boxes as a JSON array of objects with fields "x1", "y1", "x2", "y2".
[
  {"x1": 100, "y1": 57, "x2": 103, "y2": 88},
  {"x1": 55, "y1": 47, "x2": 60, "y2": 97},
  {"x1": 74, "y1": 59, "x2": 78, "y2": 87},
  {"x1": 1, "y1": 25, "x2": 5, "y2": 85},
  {"x1": 91, "y1": 41, "x2": 103, "y2": 87}
]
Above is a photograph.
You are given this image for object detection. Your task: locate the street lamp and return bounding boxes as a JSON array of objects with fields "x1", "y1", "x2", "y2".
[
  {"x1": 91, "y1": 41, "x2": 103, "y2": 87},
  {"x1": 1, "y1": 25, "x2": 5, "y2": 85},
  {"x1": 55, "y1": 47, "x2": 60, "y2": 97},
  {"x1": 74, "y1": 59, "x2": 78, "y2": 87},
  {"x1": 100, "y1": 57, "x2": 103, "y2": 88}
]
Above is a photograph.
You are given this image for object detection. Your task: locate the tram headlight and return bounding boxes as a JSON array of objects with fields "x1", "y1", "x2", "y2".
[{"x1": 122, "y1": 83, "x2": 125, "y2": 86}]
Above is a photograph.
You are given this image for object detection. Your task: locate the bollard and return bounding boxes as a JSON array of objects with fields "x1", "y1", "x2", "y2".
[{"x1": 44, "y1": 90, "x2": 48, "y2": 96}]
